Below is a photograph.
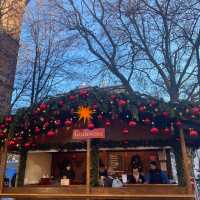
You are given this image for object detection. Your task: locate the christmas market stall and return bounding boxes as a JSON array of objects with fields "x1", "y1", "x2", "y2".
[{"x1": 0, "y1": 86, "x2": 199, "y2": 199}]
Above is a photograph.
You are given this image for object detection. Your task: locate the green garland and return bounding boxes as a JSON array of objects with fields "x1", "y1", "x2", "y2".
[
  {"x1": 91, "y1": 143, "x2": 99, "y2": 186},
  {"x1": 17, "y1": 150, "x2": 27, "y2": 186}
]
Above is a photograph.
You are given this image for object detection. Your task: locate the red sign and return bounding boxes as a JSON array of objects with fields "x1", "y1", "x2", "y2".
[{"x1": 72, "y1": 128, "x2": 105, "y2": 140}]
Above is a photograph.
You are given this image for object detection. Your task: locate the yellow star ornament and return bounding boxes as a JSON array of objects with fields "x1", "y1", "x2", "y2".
[{"x1": 75, "y1": 106, "x2": 95, "y2": 124}]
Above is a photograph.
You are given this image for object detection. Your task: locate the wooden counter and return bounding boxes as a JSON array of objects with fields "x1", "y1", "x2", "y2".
[{"x1": 0, "y1": 185, "x2": 195, "y2": 200}]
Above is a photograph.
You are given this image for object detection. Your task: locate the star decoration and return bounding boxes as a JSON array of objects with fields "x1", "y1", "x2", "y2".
[{"x1": 75, "y1": 106, "x2": 94, "y2": 124}]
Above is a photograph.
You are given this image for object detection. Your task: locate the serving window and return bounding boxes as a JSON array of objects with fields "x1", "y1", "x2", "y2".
[{"x1": 98, "y1": 148, "x2": 176, "y2": 184}]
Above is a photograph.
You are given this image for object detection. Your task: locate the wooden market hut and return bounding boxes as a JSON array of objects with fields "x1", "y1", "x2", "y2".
[{"x1": 0, "y1": 86, "x2": 199, "y2": 199}]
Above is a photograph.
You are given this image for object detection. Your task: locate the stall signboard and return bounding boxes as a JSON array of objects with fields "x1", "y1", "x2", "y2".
[{"x1": 72, "y1": 128, "x2": 105, "y2": 140}]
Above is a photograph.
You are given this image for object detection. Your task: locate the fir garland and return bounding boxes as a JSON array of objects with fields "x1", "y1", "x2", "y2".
[{"x1": 0, "y1": 87, "x2": 200, "y2": 149}]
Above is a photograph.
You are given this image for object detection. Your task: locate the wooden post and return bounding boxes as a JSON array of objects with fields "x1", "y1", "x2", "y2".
[
  {"x1": 86, "y1": 139, "x2": 91, "y2": 198},
  {"x1": 0, "y1": 142, "x2": 8, "y2": 193},
  {"x1": 180, "y1": 129, "x2": 193, "y2": 194}
]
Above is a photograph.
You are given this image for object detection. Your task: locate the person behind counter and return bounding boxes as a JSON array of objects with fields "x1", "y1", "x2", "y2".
[
  {"x1": 61, "y1": 163, "x2": 75, "y2": 180},
  {"x1": 130, "y1": 155, "x2": 143, "y2": 173},
  {"x1": 146, "y1": 161, "x2": 169, "y2": 184},
  {"x1": 129, "y1": 165, "x2": 145, "y2": 184},
  {"x1": 99, "y1": 164, "x2": 108, "y2": 177}
]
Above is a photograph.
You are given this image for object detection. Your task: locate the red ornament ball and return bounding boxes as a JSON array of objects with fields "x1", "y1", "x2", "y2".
[
  {"x1": 43, "y1": 122, "x2": 49, "y2": 129},
  {"x1": 55, "y1": 120, "x2": 61, "y2": 126},
  {"x1": 79, "y1": 89, "x2": 88, "y2": 97},
  {"x1": 105, "y1": 120, "x2": 111, "y2": 126},
  {"x1": 4, "y1": 116, "x2": 13, "y2": 123},
  {"x1": 150, "y1": 100, "x2": 157, "y2": 107},
  {"x1": 97, "y1": 114, "x2": 103, "y2": 120},
  {"x1": 39, "y1": 103, "x2": 48, "y2": 111},
  {"x1": 139, "y1": 106, "x2": 146, "y2": 112},
  {"x1": 122, "y1": 128, "x2": 129, "y2": 134},
  {"x1": 144, "y1": 118, "x2": 151, "y2": 125},
  {"x1": 24, "y1": 142, "x2": 31, "y2": 149},
  {"x1": 118, "y1": 99, "x2": 127, "y2": 107},
  {"x1": 58, "y1": 100, "x2": 65, "y2": 107},
  {"x1": 150, "y1": 127, "x2": 159, "y2": 135},
  {"x1": 176, "y1": 121, "x2": 182, "y2": 127},
  {"x1": 65, "y1": 119, "x2": 72, "y2": 127},
  {"x1": 47, "y1": 130, "x2": 56, "y2": 137},
  {"x1": 88, "y1": 122, "x2": 95, "y2": 130},
  {"x1": 92, "y1": 103, "x2": 98, "y2": 109},
  {"x1": 111, "y1": 95, "x2": 116, "y2": 100},
  {"x1": 128, "y1": 120, "x2": 137, "y2": 127},
  {"x1": 69, "y1": 95, "x2": 76, "y2": 101},
  {"x1": 163, "y1": 112, "x2": 169, "y2": 118},
  {"x1": 164, "y1": 128, "x2": 171, "y2": 135},
  {"x1": 192, "y1": 107, "x2": 200, "y2": 115},
  {"x1": 8, "y1": 140, "x2": 16, "y2": 146},
  {"x1": 189, "y1": 130, "x2": 198, "y2": 137},
  {"x1": 35, "y1": 127, "x2": 41, "y2": 134}
]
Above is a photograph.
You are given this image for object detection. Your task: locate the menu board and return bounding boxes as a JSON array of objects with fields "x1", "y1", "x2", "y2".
[{"x1": 108, "y1": 153, "x2": 123, "y2": 171}]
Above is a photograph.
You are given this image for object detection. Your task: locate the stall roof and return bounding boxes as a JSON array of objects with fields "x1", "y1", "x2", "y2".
[{"x1": 1, "y1": 86, "x2": 200, "y2": 150}]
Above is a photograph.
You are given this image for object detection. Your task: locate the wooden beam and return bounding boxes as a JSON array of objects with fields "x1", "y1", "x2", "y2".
[
  {"x1": 179, "y1": 129, "x2": 193, "y2": 194},
  {"x1": 0, "y1": 142, "x2": 8, "y2": 193},
  {"x1": 86, "y1": 139, "x2": 91, "y2": 196}
]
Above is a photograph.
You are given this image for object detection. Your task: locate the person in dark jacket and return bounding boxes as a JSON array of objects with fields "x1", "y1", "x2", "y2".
[
  {"x1": 61, "y1": 164, "x2": 75, "y2": 180},
  {"x1": 11, "y1": 173, "x2": 16, "y2": 187},
  {"x1": 129, "y1": 165, "x2": 145, "y2": 184},
  {"x1": 130, "y1": 155, "x2": 143, "y2": 173},
  {"x1": 99, "y1": 164, "x2": 108, "y2": 177},
  {"x1": 146, "y1": 161, "x2": 169, "y2": 184}
]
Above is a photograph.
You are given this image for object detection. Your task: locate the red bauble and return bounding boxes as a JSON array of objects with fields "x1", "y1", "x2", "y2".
[
  {"x1": 139, "y1": 106, "x2": 146, "y2": 112},
  {"x1": 176, "y1": 121, "x2": 182, "y2": 127},
  {"x1": 79, "y1": 89, "x2": 88, "y2": 97},
  {"x1": 58, "y1": 100, "x2": 65, "y2": 107},
  {"x1": 47, "y1": 130, "x2": 56, "y2": 137},
  {"x1": 69, "y1": 95, "x2": 76, "y2": 101},
  {"x1": 189, "y1": 130, "x2": 198, "y2": 137},
  {"x1": 92, "y1": 103, "x2": 98, "y2": 109},
  {"x1": 55, "y1": 120, "x2": 61, "y2": 126},
  {"x1": 105, "y1": 120, "x2": 111, "y2": 126},
  {"x1": 97, "y1": 114, "x2": 103, "y2": 120},
  {"x1": 35, "y1": 127, "x2": 41, "y2": 134},
  {"x1": 191, "y1": 107, "x2": 200, "y2": 115},
  {"x1": 163, "y1": 112, "x2": 169, "y2": 118},
  {"x1": 8, "y1": 140, "x2": 16, "y2": 146},
  {"x1": 122, "y1": 128, "x2": 129, "y2": 134},
  {"x1": 144, "y1": 118, "x2": 151, "y2": 125},
  {"x1": 43, "y1": 122, "x2": 49, "y2": 129},
  {"x1": 111, "y1": 95, "x2": 116, "y2": 100},
  {"x1": 5, "y1": 116, "x2": 13, "y2": 123},
  {"x1": 0, "y1": 133, "x2": 5, "y2": 138},
  {"x1": 150, "y1": 100, "x2": 157, "y2": 107},
  {"x1": 150, "y1": 127, "x2": 159, "y2": 135},
  {"x1": 24, "y1": 142, "x2": 31, "y2": 149},
  {"x1": 0, "y1": 124, "x2": 5, "y2": 129},
  {"x1": 164, "y1": 128, "x2": 171, "y2": 135},
  {"x1": 65, "y1": 119, "x2": 72, "y2": 127},
  {"x1": 118, "y1": 99, "x2": 127, "y2": 107},
  {"x1": 88, "y1": 122, "x2": 95, "y2": 130},
  {"x1": 39, "y1": 103, "x2": 48, "y2": 111},
  {"x1": 128, "y1": 120, "x2": 137, "y2": 127}
]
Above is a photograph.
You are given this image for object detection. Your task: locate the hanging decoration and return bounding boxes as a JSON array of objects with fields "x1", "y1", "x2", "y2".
[
  {"x1": 0, "y1": 86, "x2": 199, "y2": 149},
  {"x1": 75, "y1": 106, "x2": 94, "y2": 124}
]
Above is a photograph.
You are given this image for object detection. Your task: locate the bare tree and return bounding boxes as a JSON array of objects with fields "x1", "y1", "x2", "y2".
[
  {"x1": 51, "y1": 0, "x2": 200, "y2": 103},
  {"x1": 51, "y1": 0, "x2": 141, "y2": 98},
  {"x1": 174, "y1": 0, "x2": 200, "y2": 102},
  {"x1": 11, "y1": 1, "x2": 83, "y2": 109}
]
